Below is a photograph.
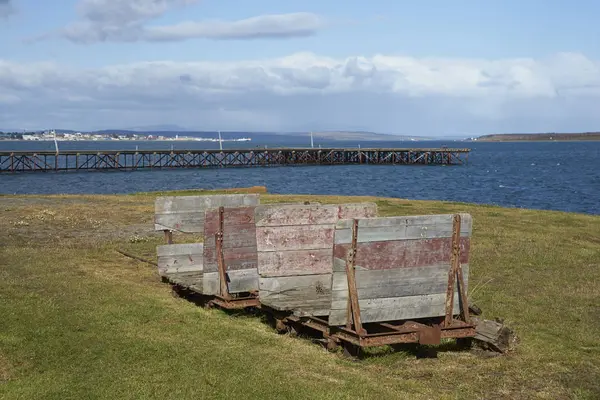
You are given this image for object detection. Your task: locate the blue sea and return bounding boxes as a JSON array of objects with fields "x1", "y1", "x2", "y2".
[{"x1": 1, "y1": 139, "x2": 598, "y2": 215}]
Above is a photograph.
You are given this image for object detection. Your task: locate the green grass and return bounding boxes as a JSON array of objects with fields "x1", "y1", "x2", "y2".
[{"x1": 1, "y1": 188, "x2": 599, "y2": 399}]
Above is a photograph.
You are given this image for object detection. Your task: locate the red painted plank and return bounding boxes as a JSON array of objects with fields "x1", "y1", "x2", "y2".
[
  {"x1": 204, "y1": 206, "x2": 255, "y2": 233},
  {"x1": 333, "y1": 237, "x2": 470, "y2": 270},
  {"x1": 204, "y1": 246, "x2": 258, "y2": 272},
  {"x1": 203, "y1": 206, "x2": 258, "y2": 273}
]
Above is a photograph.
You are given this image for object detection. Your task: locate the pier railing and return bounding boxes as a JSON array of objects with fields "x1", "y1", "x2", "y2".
[{"x1": 0, "y1": 148, "x2": 470, "y2": 173}]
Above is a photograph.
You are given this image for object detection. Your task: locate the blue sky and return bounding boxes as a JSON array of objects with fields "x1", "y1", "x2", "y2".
[{"x1": 1, "y1": 0, "x2": 599, "y2": 135}]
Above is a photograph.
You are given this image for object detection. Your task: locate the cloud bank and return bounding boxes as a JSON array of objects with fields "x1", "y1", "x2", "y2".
[
  {"x1": 1, "y1": 52, "x2": 599, "y2": 133},
  {"x1": 47, "y1": 0, "x2": 324, "y2": 42}
]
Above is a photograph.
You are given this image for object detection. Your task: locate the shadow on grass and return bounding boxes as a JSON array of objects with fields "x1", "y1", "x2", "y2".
[{"x1": 169, "y1": 282, "x2": 476, "y2": 361}]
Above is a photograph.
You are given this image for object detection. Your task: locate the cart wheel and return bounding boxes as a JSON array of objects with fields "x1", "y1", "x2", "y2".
[{"x1": 342, "y1": 342, "x2": 362, "y2": 359}]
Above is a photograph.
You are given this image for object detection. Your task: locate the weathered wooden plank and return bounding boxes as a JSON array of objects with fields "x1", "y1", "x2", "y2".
[
  {"x1": 203, "y1": 246, "x2": 258, "y2": 272},
  {"x1": 337, "y1": 203, "x2": 378, "y2": 220},
  {"x1": 259, "y1": 274, "x2": 331, "y2": 315},
  {"x1": 154, "y1": 194, "x2": 260, "y2": 232},
  {"x1": 335, "y1": 214, "x2": 472, "y2": 230},
  {"x1": 472, "y1": 317, "x2": 516, "y2": 353},
  {"x1": 203, "y1": 232, "x2": 257, "y2": 250},
  {"x1": 331, "y1": 264, "x2": 470, "y2": 300},
  {"x1": 259, "y1": 274, "x2": 332, "y2": 293},
  {"x1": 335, "y1": 223, "x2": 471, "y2": 244},
  {"x1": 329, "y1": 213, "x2": 473, "y2": 326},
  {"x1": 255, "y1": 202, "x2": 377, "y2": 316},
  {"x1": 255, "y1": 203, "x2": 377, "y2": 227},
  {"x1": 334, "y1": 214, "x2": 472, "y2": 244},
  {"x1": 333, "y1": 238, "x2": 470, "y2": 270},
  {"x1": 203, "y1": 206, "x2": 259, "y2": 290},
  {"x1": 202, "y1": 269, "x2": 259, "y2": 295},
  {"x1": 329, "y1": 293, "x2": 461, "y2": 326},
  {"x1": 157, "y1": 243, "x2": 203, "y2": 276},
  {"x1": 256, "y1": 225, "x2": 335, "y2": 252},
  {"x1": 157, "y1": 243, "x2": 203, "y2": 257},
  {"x1": 255, "y1": 204, "x2": 339, "y2": 226},
  {"x1": 167, "y1": 271, "x2": 204, "y2": 287},
  {"x1": 257, "y1": 249, "x2": 334, "y2": 277},
  {"x1": 204, "y1": 207, "x2": 255, "y2": 233}
]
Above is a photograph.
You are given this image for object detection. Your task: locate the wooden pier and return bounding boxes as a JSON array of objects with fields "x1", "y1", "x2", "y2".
[{"x1": 0, "y1": 147, "x2": 470, "y2": 173}]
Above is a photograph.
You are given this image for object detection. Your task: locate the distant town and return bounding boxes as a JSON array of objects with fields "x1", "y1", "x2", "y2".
[{"x1": 0, "y1": 130, "x2": 252, "y2": 142}]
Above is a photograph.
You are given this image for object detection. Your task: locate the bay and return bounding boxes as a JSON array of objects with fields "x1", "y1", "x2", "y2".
[{"x1": 0, "y1": 139, "x2": 598, "y2": 215}]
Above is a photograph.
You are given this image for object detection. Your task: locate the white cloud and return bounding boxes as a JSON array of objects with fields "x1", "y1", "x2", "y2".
[
  {"x1": 1, "y1": 52, "x2": 599, "y2": 133},
  {"x1": 144, "y1": 13, "x2": 324, "y2": 41},
  {"x1": 42, "y1": 0, "x2": 324, "y2": 43}
]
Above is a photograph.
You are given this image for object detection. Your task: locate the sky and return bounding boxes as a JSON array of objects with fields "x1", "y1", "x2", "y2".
[{"x1": 1, "y1": 0, "x2": 600, "y2": 135}]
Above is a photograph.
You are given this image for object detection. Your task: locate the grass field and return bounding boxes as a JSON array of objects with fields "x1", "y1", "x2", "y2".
[{"x1": 1, "y1": 187, "x2": 599, "y2": 399}]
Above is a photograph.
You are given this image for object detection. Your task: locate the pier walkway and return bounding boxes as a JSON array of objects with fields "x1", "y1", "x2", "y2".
[{"x1": 0, "y1": 148, "x2": 470, "y2": 173}]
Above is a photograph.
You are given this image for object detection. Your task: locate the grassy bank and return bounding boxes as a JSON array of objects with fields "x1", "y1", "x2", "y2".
[{"x1": 1, "y1": 188, "x2": 599, "y2": 399}]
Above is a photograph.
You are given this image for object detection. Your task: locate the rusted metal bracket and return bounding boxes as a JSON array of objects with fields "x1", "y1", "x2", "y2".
[
  {"x1": 418, "y1": 324, "x2": 442, "y2": 345},
  {"x1": 216, "y1": 206, "x2": 231, "y2": 300},
  {"x1": 444, "y1": 214, "x2": 471, "y2": 327},
  {"x1": 345, "y1": 219, "x2": 366, "y2": 336},
  {"x1": 456, "y1": 258, "x2": 471, "y2": 324}
]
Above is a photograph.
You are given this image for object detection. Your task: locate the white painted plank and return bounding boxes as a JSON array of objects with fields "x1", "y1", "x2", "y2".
[
  {"x1": 255, "y1": 203, "x2": 377, "y2": 227},
  {"x1": 256, "y1": 225, "x2": 334, "y2": 252},
  {"x1": 157, "y1": 243, "x2": 204, "y2": 257},
  {"x1": 334, "y1": 219, "x2": 472, "y2": 244},
  {"x1": 331, "y1": 264, "x2": 469, "y2": 300},
  {"x1": 257, "y1": 249, "x2": 333, "y2": 277},
  {"x1": 154, "y1": 194, "x2": 260, "y2": 232},
  {"x1": 157, "y1": 243, "x2": 204, "y2": 275},
  {"x1": 259, "y1": 274, "x2": 332, "y2": 315},
  {"x1": 201, "y1": 269, "x2": 259, "y2": 295},
  {"x1": 328, "y1": 293, "x2": 461, "y2": 326},
  {"x1": 255, "y1": 204, "x2": 340, "y2": 227},
  {"x1": 335, "y1": 214, "x2": 472, "y2": 230}
]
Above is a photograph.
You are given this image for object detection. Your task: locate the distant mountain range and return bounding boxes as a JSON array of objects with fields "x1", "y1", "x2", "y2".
[
  {"x1": 475, "y1": 132, "x2": 600, "y2": 141},
  {"x1": 4, "y1": 127, "x2": 600, "y2": 142}
]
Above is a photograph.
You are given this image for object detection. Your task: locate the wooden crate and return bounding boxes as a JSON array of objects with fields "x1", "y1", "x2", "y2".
[
  {"x1": 329, "y1": 213, "x2": 472, "y2": 326},
  {"x1": 154, "y1": 194, "x2": 260, "y2": 291},
  {"x1": 255, "y1": 203, "x2": 378, "y2": 316},
  {"x1": 157, "y1": 243, "x2": 204, "y2": 289},
  {"x1": 154, "y1": 194, "x2": 261, "y2": 233}
]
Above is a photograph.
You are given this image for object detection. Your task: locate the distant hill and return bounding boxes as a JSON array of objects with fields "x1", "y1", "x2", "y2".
[
  {"x1": 288, "y1": 131, "x2": 433, "y2": 141},
  {"x1": 476, "y1": 132, "x2": 600, "y2": 142},
  {"x1": 88, "y1": 129, "x2": 431, "y2": 141},
  {"x1": 123, "y1": 124, "x2": 191, "y2": 132}
]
